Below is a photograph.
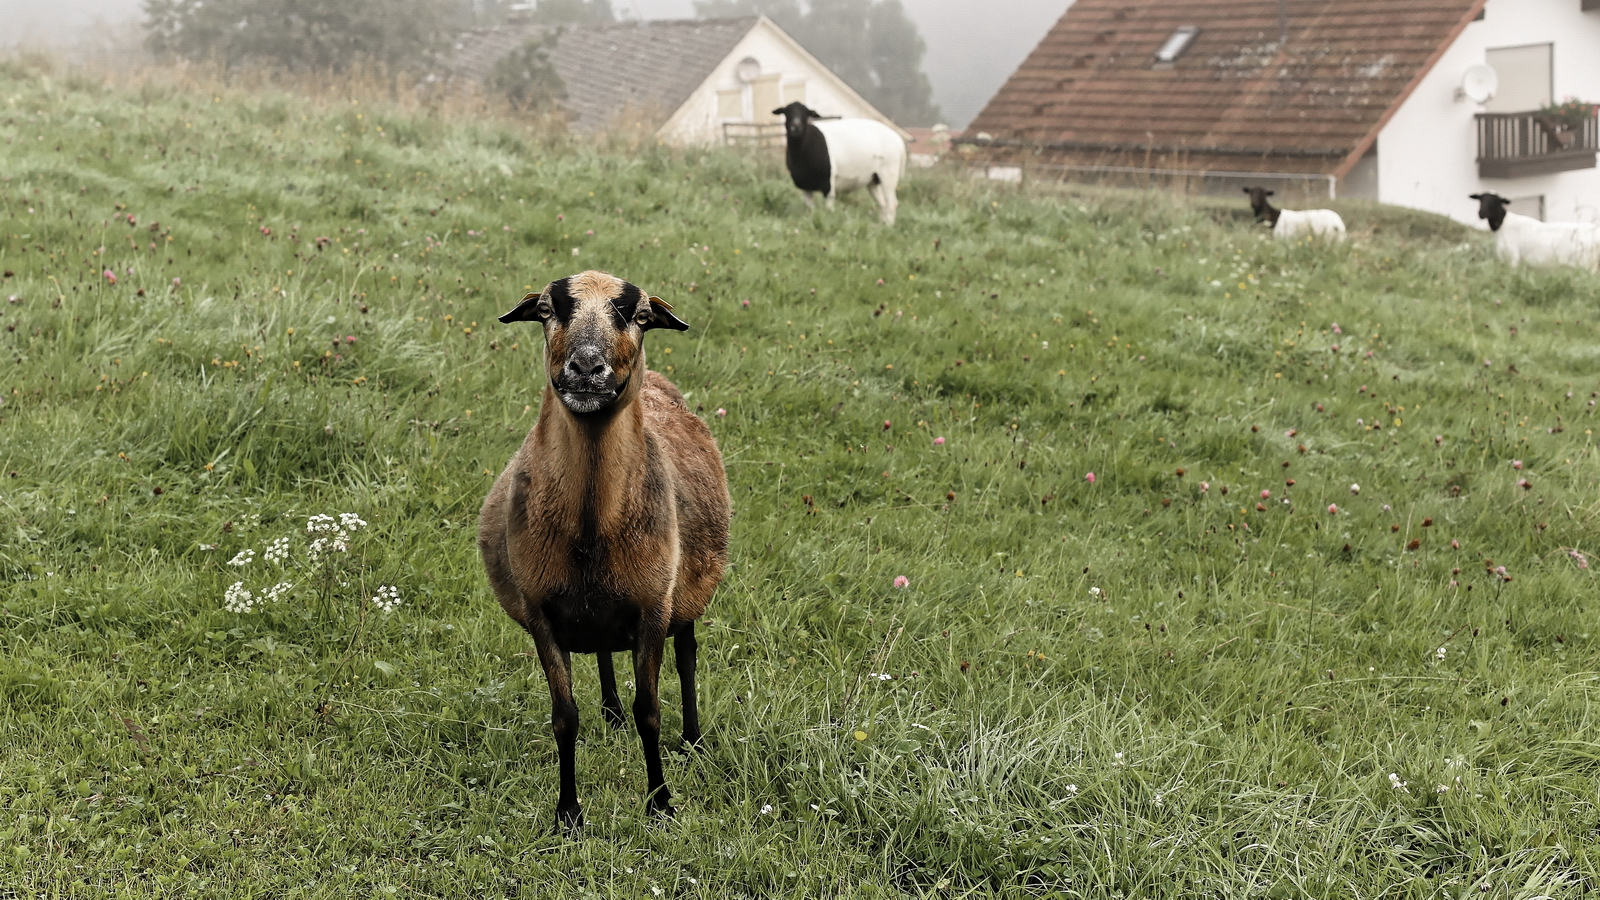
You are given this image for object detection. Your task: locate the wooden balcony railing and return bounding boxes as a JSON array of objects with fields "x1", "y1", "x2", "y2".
[{"x1": 1476, "y1": 110, "x2": 1599, "y2": 178}]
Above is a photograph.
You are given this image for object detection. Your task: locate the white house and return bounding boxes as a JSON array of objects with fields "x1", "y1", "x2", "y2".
[
  {"x1": 1369, "y1": 0, "x2": 1600, "y2": 225},
  {"x1": 963, "y1": 0, "x2": 1600, "y2": 226},
  {"x1": 446, "y1": 16, "x2": 908, "y2": 147}
]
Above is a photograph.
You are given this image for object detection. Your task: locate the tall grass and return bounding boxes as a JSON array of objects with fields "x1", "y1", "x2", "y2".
[{"x1": 2, "y1": 65, "x2": 1599, "y2": 898}]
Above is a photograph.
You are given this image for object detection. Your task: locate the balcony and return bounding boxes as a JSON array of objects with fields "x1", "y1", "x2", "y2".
[{"x1": 1477, "y1": 110, "x2": 1598, "y2": 178}]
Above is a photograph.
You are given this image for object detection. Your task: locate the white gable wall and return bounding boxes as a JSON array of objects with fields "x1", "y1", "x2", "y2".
[
  {"x1": 1375, "y1": 0, "x2": 1600, "y2": 226},
  {"x1": 658, "y1": 18, "x2": 905, "y2": 146}
]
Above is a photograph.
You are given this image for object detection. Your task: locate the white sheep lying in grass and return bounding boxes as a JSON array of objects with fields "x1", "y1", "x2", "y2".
[
  {"x1": 1470, "y1": 192, "x2": 1600, "y2": 272},
  {"x1": 1243, "y1": 186, "x2": 1346, "y2": 241}
]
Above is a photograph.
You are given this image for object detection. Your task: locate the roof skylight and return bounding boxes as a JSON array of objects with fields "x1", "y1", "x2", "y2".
[{"x1": 1154, "y1": 26, "x2": 1200, "y2": 65}]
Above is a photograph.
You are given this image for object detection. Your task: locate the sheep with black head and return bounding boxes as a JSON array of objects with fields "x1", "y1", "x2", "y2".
[
  {"x1": 1243, "y1": 186, "x2": 1346, "y2": 241},
  {"x1": 479, "y1": 270, "x2": 730, "y2": 831},
  {"x1": 1470, "y1": 192, "x2": 1600, "y2": 271},
  {"x1": 773, "y1": 101, "x2": 905, "y2": 225}
]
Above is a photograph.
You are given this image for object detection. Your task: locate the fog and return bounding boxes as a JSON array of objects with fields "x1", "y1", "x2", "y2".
[
  {"x1": 0, "y1": 0, "x2": 143, "y2": 49},
  {"x1": 0, "y1": 0, "x2": 1069, "y2": 128},
  {"x1": 620, "y1": 0, "x2": 1069, "y2": 128}
]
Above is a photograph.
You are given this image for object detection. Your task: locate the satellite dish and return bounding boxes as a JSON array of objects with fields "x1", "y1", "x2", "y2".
[
  {"x1": 1458, "y1": 64, "x2": 1498, "y2": 103},
  {"x1": 736, "y1": 57, "x2": 762, "y2": 84}
]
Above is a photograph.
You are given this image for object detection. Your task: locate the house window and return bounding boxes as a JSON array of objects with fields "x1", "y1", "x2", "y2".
[
  {"x1": 717, "y1": 89, "x2": 745, "y2": 121},
  {"x1": 1508, "y1": 195, "x2": 1545, "y2": 222},
  {"x1": 1153, "y1": 26, "x2": 1199, "y2": 66},
  {"x1": 751, "y1": 73, "x2": 781, "y2": 117},
  {"x1": 1483, "y1": 44, "x2": 1552, "y2": 113},
  {"x1": 718, "y1": 58, "x2": 789, "y2": 122}
]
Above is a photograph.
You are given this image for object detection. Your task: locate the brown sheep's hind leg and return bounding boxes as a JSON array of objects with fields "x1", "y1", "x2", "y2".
[
  {"x1": 596, "y1": 653, "x2": 628, "y2": 728},
  {"x1": 675, "y1": 624, "x2": 702, "y2": 748},
  {"x1": 631, "y1": 632, "x2": 676, "y2": 819}
]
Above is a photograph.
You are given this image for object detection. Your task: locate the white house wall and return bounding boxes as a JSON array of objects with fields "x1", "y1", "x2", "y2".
[
  {"x1": 1376, "y1": 0, "x2": 1600, "y2": 226},
  {"x1": 657, "y1": 19, "x2": 902, "y2": 147}
]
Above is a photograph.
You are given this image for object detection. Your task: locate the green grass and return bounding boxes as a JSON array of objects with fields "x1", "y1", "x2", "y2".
[{"x1": 4, "y1": 61, "x2": 1600, "y2": 898}]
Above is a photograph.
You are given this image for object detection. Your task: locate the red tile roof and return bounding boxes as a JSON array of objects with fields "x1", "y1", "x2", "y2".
[{"x1": 965, "y1": 0, "x2": 1487, "y2": 175}]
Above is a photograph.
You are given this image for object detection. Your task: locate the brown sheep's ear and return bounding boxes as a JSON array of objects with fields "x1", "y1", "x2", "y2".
[
  {"x1": 499, "y1": 291, "x2": 548, "y2": 324},
  {"x1": 635, "y1": 296, "x2": 689, "y2": 332}
]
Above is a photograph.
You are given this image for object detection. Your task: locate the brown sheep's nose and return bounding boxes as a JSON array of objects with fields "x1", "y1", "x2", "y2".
[{"x1": 565, "y1": 346, "x2": 611, "y2": 379}]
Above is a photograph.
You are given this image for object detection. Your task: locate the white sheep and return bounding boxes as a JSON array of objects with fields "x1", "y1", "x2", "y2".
[
  {"x1": 1243, "y1": 187, "x2": 1346, "y2": 241},
  {"x1": 1470, "y1": 192, "x2": 1600, "y2": 271},
  {"x1": 773, "y1": 102, "x2": 906, "y2": 226}
]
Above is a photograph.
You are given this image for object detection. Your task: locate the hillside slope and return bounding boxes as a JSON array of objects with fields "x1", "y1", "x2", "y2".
[{"x1": 3, "y1": 62, "x2": 1600, "y2": 897}]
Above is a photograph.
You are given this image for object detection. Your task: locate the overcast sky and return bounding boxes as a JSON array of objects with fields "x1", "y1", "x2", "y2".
[{"x1": 0, "y1": 0, "x2": 1069, "y2": 128}]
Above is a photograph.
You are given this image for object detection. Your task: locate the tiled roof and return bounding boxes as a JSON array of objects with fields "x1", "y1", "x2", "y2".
[
  {"x1": 445, "y1": 17, "x2": 759, "y2": 132},
  {"x1": 965, "y1": 0, "x2": 1485, "y2": 174}
]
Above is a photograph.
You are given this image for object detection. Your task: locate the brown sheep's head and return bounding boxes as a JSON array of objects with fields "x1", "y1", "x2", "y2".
[{"x1": 498, "y1": 270, "x2": 687, "y2": 415}]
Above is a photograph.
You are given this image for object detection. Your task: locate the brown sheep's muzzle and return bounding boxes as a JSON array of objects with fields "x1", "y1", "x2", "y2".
[{"x1": 555, "y1": 342, "x2": 626, "y2": 414}]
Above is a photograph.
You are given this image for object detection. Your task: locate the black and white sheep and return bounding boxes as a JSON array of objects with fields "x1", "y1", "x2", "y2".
[
  {"x1": 773, "y1": 101, "x2": 905, "y2": 226},
  {"x1": 1470, "y1": 192, "x2": 1600, "y2": 272},
  {"x1": 1243, "y1": 186, "x2": 1346, "y2": 241}
]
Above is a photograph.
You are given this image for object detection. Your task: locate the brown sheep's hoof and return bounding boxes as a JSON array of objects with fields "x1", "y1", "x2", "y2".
[
  {"x1": 555, "y1": 804, "x2": 585, "y2": 835},
  {"x1": 645, "y1": 795, "x2": 676, "y2": 820},
  {"x1": 601, "y1": 705, "x2": 628, "y2": 729}
]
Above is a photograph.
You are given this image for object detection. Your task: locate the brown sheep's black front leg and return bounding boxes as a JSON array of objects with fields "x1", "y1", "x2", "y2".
[
  {"x1": 631, "y1": 627, "x2": 675, "y2": 819},
  {"x1": 674, "y1": 623, "x2": 702, "y2": 748},
  {"x1": 596, "y1": 653, "x2": 628, "y2": 728},
  {"x1": 528, "y1": 620, "x2": 583, "y2": 833}
]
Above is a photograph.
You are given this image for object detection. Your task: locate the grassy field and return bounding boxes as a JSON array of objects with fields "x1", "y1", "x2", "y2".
[{"x1": 3, "y1": 59, "x2": 1600, "y2": 898}]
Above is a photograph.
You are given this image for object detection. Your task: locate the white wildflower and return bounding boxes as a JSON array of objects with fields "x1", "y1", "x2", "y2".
[
  {"x1": 308, "y1": 537, "x2": 328, "y2": 563},
  {"x1": 1434, "y1": 646, "x2": 1447, "y2": 662},
  {"x1": 1388, "y1": 773, "x2": 1409, "y2": 793},
  {"x1": 759, "y1": 804, "x2": 773, "y2": 815},
  {"x1": 1089, "y1": 586, "x2": 1102, "y2": 597},
  {"x1": 332, "y1": 537, "x2": 349, "y2": 554},
  {"x1": 866, "y1": 672, "x2": 892, "y2": 681},
  {"x1": 339, "y1": 512, "x2": 367, "y2": 531},
  {"x1": 264, "y1": 537, "x2": 291, "y2": 564},
  {"x1": 307, "y1": 514, "x2": 337, "y2": 534},
  {"x1": 1435, "y1": 784, "x2": 1450, "y2": 794},
  {"x1": 371, "y1": 584, "x2": 402, "y2": 614},
  {"x1": 264, "y1": 581, "x2": 293, "y2": 602},
  {"x1": 227, "y1": 548, "x2": 256, "y2": 566},
  {"x1": 223, "y1": 581, "x2": 255, "y2": 613}
]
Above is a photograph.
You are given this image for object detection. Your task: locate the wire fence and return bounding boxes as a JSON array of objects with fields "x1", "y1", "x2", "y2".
[{"x1": 956, "y1": 159, "x2": 1339, "y2": 202}]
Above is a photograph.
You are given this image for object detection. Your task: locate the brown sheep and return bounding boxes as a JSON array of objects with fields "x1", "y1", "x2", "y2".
[{"x1": 478, "y1": 270, "x2": 730, "y2": 831}]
